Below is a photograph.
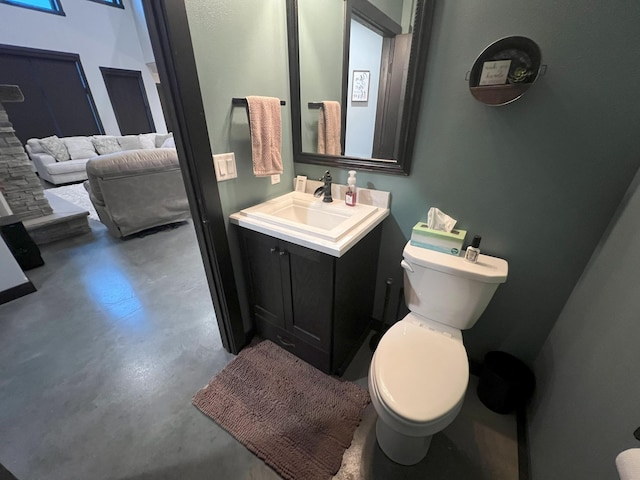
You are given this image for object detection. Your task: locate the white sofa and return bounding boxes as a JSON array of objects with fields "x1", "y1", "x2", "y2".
[{"x1": 25, "y1": 133, "x2": 173, "y2": 185}]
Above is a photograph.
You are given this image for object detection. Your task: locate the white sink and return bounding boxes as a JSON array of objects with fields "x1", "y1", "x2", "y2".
[{"x1": 239, "y1": 192, "x2": 379, "y2": 242}]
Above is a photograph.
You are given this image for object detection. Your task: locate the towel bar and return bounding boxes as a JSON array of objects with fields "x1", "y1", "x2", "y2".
[
  {"x1": 232, "y1": 98, "x2": 286, "y2": 106},
  {"x1": 308, "y1": 102, "x2": 323, "y2": 109}
]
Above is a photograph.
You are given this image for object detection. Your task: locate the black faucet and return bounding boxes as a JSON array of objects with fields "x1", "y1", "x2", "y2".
[{"x1": 313, "y1": 170, "x2": 333, "y2": 203}]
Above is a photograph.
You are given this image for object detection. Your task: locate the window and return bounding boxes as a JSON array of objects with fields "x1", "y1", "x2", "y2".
[
  {"x1": 0, "y1": 44, "x2": 105, "y2": 143},
  {"x1": 86, "y1": 0, "x2": 123, "y2": 8},
  {"x1": 0, "y1": 0, "x2": 64, "y2": 15}
]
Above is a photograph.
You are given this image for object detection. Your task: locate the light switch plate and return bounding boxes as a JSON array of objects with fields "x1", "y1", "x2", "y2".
[
  {"x1": 213, "y1": 153, "x2": 237, "y2": 181},
  {"x1": 271, "y1": 174, "x2": 281, "y2": 185}
]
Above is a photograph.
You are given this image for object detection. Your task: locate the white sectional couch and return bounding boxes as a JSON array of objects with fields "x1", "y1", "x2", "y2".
[{"x1": 25, "y1": 133, "x2": 174, "y2": 185}]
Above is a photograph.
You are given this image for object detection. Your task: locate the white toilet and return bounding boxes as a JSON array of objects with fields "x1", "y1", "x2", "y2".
[{"x1": 369, "y1": 241, "x2": 508, "y2": 465}]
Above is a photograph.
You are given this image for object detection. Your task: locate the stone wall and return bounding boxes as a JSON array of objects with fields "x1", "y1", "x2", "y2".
[{"x1": 0, "y1": 91, "x2": 52, "y2": 221}]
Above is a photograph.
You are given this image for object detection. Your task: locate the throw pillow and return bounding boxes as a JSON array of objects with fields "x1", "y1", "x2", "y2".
[
  {"x1": 138, "y1": 133, "x2": 156, "y2": 149},
  {"x1": 161, "y1": 137, "x2": 176, "y2": 148},
  {"x1": 118, "y1": 135, "x2": 143, "y2": 151},
  {"x1": 27, "y1": 138, "x2": 46, "y2": 154},
  {"x1": 154, "y1": 133, "x2": 173, "y2": 148},
  {"x1": 39, "y1": 135, "x2": 70, "y2": 162},
  {"x1": 62, "y1": 136, "x2": 98, "y2": 160},
  {"x1": 92, "y1": 136, "x2": 122, "y2": 155}
]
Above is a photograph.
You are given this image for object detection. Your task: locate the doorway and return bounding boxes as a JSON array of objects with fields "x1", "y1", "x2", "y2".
[
  {"x1": 344, "y1": 4, "x2": 412, "y2": 160},
  {"x1": 143, "y1": 0, "x2": 245, "y2": 354},
  {"x1": 100, "y1": 67, "x2": 156, "y2": 135}
]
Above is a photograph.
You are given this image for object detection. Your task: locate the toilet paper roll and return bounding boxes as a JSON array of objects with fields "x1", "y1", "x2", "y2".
[{"x1": 616, "y1": 448, "x2": 640, "y2": 480}]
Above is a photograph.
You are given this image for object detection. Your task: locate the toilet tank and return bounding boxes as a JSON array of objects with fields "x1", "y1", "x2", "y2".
[{"x1": 401, "y1": 242, "x2": 508, "y2": 330}]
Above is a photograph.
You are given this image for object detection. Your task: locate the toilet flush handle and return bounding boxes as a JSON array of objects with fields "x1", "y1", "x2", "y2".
[{"x1": 400, "y1": 260, "x2": 414, "y2": 273}]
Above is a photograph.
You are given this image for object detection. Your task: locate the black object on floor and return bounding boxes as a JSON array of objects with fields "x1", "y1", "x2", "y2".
[
  {"x1": 0, "y1": 462, "x2": 19, "y2": 480},
  {"x1": 369, "y1": 278, "x2": 394, "y2": 351},
  {"x1": 477, "y1": 351, "x2": 536, "y2": 414},
  {"x1": 131, "y1": 221, "x2": 186, "y2": 239},
  {"x1": 369, "y1": 284, "x2": 405, "y2": 351},
  {"x1": 0, "y1": 216, "x2": 44, "y2": 270}
]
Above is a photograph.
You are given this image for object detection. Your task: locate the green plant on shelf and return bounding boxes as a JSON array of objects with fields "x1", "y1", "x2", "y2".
[{"x1": 508, "y1": 66, "x2": 531, "y2": 83}]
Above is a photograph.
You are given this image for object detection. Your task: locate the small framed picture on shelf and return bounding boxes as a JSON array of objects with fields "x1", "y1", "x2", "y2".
[
  {"x1": 351, "y1": 70, "x2": 370, "y2": 102},
  {"x1": 479, "y1": 60, "x2": 511, "y2": 86}
]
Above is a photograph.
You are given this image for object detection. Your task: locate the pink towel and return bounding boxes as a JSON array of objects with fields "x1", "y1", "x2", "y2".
[
  {"x1": 246, "y1": 96, "x2": 283, "y2": 177},
  {"x1": 318, "y1": 101, "x2": 341, "y2": 156}
]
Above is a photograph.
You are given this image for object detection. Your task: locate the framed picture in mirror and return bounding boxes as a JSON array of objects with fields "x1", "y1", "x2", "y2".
[{"x1": 351, "y1": 70, "x2": 370, "y2": 102}]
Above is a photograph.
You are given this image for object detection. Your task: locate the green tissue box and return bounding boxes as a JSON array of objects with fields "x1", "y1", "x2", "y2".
[{"x1": 410, "y1": 222, "x2": 467, "y2": 256}]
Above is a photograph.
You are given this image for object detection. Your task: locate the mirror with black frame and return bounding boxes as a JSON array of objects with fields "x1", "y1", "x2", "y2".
[{"x1": 286, "y1": 0, "x2": 435, "y2": 175}]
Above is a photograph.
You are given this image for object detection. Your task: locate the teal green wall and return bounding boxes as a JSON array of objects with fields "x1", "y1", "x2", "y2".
[
  {"x1": 298, "y1": 0, "x2": 344, "y2": 153},
  {"x1": 369, "y1": 0, "x2": 404, "y2": 25},
  {"x1": 185, "y1": 0, "x2": 294, "y2": 331},
  {"x1": 184, "y1": 0, "x2": 640, "y2": 362},
  {"x1": 185, "y1": 0, "x2": 294, "y2": 221},
  {"x1": 529, "y1": 169, "x2": 640, "y2": 479},
  {"x1": 297, "y1": 0, "x2": 640, "y2": 363}
]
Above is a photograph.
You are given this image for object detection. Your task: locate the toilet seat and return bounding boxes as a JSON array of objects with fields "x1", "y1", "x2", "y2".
[{"x1": 372, "y1": 319, "x2": 469, "y2": 425}]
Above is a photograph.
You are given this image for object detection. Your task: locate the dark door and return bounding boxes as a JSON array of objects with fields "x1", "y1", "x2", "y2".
[
  {"x1": 284, "y1": 241, "x2": 333, "y2": 351},
  {"x1": 243, "y1": 230, "x2": 286, "y2": 328},
  {"x1": 156, "y1": 83, "x2": 173, "y2": 132},
  {"x1": 101, "y1": 67, "x2": 155, "y2": 135},
  {"x1": 373, "y1": 33, "x2": 412, "y2": 159},
  {"x1": 0, "y1": 44, "x2": 104, "y2": 144}
]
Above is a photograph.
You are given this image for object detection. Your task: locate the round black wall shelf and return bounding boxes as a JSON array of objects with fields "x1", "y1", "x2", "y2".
[{"x1": 469, "y1": 36, "x2": 543, "y2": 106}]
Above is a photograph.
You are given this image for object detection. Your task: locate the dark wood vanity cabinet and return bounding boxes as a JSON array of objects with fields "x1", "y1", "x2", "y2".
[{"x1": 240, "y1": 225, "x2": 382, "y2": 374}]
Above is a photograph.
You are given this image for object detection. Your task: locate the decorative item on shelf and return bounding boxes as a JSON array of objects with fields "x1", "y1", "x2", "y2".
[
  {"x1": 468, "y1": 36, "x2": 545, "y2": 106},
  {"x1": 508, "y1": 66, "x2": 532, "y2": 84},
  {"x1": 479, "y1": 60, "x2": 511, "y2": 86}
]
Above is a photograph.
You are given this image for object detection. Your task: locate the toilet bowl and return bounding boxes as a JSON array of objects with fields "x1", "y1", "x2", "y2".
[
  {"x1": 369, "y1": 313, "x2": 469, "y2": 464},
  {"x1": 369, "y1": 242, "x2": 508, "y2": 465}
]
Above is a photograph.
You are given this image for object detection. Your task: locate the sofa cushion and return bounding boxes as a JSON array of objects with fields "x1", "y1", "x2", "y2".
[
  {"x1": 161, "y1": 137, "x2": 176, "y2": 148},
  {"x1": 27, "y1": 138, "x2": 46, "y2": 154},
  {"x1": 39, "y1": 135, "x2": 70, "y2": 161},
  {"x1": 44, "y1": 158, "x2": 90, "y2": 175},
  {"x1": 138, "y1": 133, "x2": 156, "y2": 149},
  {"x1": 63, "y1": 136, "x2": 97, "y2": 160},
  {"x1": 154, "y1": 133, "x2": 172, "y2": 148},
  {"x1": 117, "y1": 135, "x2": 143, "y2": 151},
  {"x1": 86, "y1": 148, "x2": 180, "y2": 205},
  {"x1": 92, "y1": 136, "x2": 122, "y2": 155}
]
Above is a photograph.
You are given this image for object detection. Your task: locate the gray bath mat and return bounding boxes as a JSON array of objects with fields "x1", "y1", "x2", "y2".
[{"x1": 192, "y1": 340, "x2": 370, "y2": 480}]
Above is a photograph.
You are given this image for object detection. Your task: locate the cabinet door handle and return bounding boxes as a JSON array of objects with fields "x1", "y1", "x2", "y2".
[
  {"x1": 279, "y1": 250, "x2": 287, "y2": 257},
  {"x1": 270, "y1": 247, "x2": 278, "y2": 254},
  {"x1": 277, "y1": 335, "x2": 296, "y2": 347}
]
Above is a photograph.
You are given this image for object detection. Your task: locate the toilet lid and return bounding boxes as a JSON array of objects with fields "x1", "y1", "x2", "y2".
[{"x1": 373, "y1": 321, "x2": 469, "y2": 424}]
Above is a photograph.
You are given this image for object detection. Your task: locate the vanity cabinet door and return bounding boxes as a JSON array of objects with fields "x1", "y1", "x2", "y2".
[
  {"x1": 240, "y1": 225, "x2": 381, "y2": 375},
  {"x1": 281, "y1": 241, "x2": 333, "y2": 352},
  {"x1": 243, "y1": 230, "x2": 286, "y2": 328}
]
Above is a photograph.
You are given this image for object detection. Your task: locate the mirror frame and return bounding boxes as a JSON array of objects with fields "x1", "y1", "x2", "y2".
[{"x1": 286, "y1": 0, "x2": 436, "y2": 176}]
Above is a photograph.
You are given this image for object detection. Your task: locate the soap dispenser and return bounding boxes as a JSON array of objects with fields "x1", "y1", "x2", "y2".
[{"x1": 345, "y1": 170, "x2": 357, "y2": 207}]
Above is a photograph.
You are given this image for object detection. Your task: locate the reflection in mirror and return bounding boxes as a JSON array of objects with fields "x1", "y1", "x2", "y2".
[
  {"x1": 288, "y1": 0, "x2": 435, "y2": 175},
  {"x1": 298, "y1": 0, "x2": 344, "y2": 155},
  {"x1": 347, "y1": 1, "x2": 416, "y2": 161}
]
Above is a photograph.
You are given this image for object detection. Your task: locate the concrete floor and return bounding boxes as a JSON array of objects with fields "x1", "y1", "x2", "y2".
[{"x1": 0, "y1": 217, "x2": 519, "y2": 480}]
